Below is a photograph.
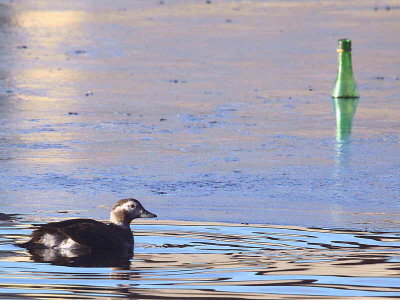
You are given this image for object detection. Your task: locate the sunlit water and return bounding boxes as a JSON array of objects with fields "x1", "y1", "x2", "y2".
[
  {"x1": 2, "y1": 216, "x2": 400, "y2": 299},
  {"x1": 1, "y1": 0, "x2": 399, "y2": 231},
  {"x1": 1, "y1": 0, "x2": 400, "y2": 299}
]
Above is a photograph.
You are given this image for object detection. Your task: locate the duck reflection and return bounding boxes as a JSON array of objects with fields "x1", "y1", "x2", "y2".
[
  {"x1": 26, "y1": 247, "x2": 133, "y2": 269},
  {"x1": 0, "y1": 212, "x2": 20, "y2": 222}
]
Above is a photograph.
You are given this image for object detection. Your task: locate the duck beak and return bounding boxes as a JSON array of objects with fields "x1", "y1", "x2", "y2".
[{"x1": 138, "y1": 209, "x2": 157, "y2": 218}]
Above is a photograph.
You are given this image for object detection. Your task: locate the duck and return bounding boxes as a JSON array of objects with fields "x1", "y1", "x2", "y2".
[{"x1": 19, "y1": 198, "x2": 156, "y2": 252}]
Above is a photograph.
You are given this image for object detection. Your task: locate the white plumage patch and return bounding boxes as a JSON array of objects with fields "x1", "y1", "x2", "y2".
[
  {"x1": 115, "y1": 201, "x2": 134, "y2": 212},
  {"x1": 40, "y1": 233, "x2": 63, "y2": 248},
  {"x1": 58, "y1": 238, "x2": 81, "y2": 249},
  {"x1": 40, "y1": 234, "x2": 82, "y2": 249}
]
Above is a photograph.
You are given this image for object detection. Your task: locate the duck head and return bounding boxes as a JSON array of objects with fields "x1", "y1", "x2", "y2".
[{"x1": 110, "y1": 198, "x2": 157, "y2": 228}]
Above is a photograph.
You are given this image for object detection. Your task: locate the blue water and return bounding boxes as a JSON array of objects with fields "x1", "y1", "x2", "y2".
[
  {"x1": 0, "y1": 221, "x2": 400, "y2": 299},
  {"x1": 1, "y1": 0, "x2": 400, "y2": 298},
  {"x1": 1, "y1": 219, "x2": 400, "y2": 298}
]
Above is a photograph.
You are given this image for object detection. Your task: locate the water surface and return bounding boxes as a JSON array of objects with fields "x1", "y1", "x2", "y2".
[
  {"x1": 0, "y1": 0, "x2": 399, "y2": 231},
  {"x1": 2, "y1": 217, "x2": 400, "y2": 299},
  {"x1": 0, "y1": 0, "x2": 400, "y2": 231},
  {"x1": 0, "y1": 0, "x2": 400, "y2": 298}
]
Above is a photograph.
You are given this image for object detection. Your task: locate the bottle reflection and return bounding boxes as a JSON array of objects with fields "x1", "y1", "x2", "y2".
[{"x1": 332, "y1": 97, "x2": 359, "y2": 169}]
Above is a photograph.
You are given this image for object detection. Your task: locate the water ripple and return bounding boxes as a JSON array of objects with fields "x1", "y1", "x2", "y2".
[{"x1": 1, "y1": 220, "x2": 400, "y2": 298}]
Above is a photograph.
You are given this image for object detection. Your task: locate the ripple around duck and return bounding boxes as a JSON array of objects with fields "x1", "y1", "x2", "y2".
[{"x1": 1, "y1": 220, "x2": 400, "y2": 299}]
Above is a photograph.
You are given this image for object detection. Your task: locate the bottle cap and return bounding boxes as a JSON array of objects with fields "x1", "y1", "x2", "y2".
[{"x1": 337, "y1": 39, "x2": 352, "y2": 53}]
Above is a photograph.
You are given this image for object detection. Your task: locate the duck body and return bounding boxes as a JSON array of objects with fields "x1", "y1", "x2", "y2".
[
  {"x1": 23, "y1": 219, "x2": 134, "y2": 250},
  {"x1": 19, "y1": 198, "x2": 156, "y2": 252}
]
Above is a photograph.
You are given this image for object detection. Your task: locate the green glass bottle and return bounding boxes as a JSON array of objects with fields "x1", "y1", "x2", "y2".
[{"x1": 331, "y1": 39, "x2": 359, "y2": 98}]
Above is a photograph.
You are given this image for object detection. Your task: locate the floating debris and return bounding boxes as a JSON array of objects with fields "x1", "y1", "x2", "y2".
[{"x1": 169, "y1": 79, "x2": 187, "y2": 83}]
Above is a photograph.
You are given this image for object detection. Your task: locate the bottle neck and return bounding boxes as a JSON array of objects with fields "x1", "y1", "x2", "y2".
[{"x1": 337, "y1": 51, "x2": 354, "y2": 79}]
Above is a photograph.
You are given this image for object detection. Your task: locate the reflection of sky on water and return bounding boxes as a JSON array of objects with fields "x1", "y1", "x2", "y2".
[
  {"x1": 1, "y1": 1, "x2": 399, "y2": 299},
  {"x1": 2, "y1": 221, "x2": 400, "y2": 298}
]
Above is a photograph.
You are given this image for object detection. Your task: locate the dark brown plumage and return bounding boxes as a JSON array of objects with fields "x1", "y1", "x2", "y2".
[{"x1": 18, "y1": 198, "x2": 156, "y2": 251}]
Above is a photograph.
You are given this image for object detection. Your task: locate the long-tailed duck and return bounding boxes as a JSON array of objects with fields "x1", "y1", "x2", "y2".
[{"x1": 19, "y1": 198, "x2": 156, "y2": 251}]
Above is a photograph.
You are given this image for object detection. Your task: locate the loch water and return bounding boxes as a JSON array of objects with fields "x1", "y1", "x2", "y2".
[
  {"x1": 2, "y1": 218, "x2": 400, "y2": 299},
  {"x1": 1, "y1": 0, "x2": 400, "y2": 299}
]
